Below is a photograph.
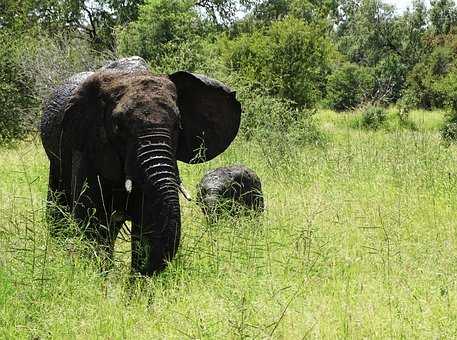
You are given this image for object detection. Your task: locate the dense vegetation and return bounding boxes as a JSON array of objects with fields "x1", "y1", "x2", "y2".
[
  {"x1": 3, "y1": 109, "x2": 457, "y2": 338},
  {"x1": 2, "y1": 1, "x2": 457, "y2": 337},
  {"x1": 2, "y1": 0, "x2": 457, "y2": 144}
]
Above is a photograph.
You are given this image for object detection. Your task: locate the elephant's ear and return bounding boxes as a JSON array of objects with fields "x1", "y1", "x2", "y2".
[
  {"x1": 169, "y1": 71, "x2": 241, "y2": 164},
  {"x1": 63, "y1": 75, "x2": 101, "y2": 150},
  {"x1": 63, "y1": 74, "x2": 123, "y2": 181}
]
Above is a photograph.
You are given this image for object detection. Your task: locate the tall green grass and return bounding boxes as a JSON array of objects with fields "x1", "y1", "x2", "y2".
[{"x1": 2, "y1": 111, "x2": 457, "y2": 338}]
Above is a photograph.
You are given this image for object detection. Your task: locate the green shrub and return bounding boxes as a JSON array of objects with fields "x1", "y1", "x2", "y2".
[
  {"x1": 403, "y1": 42, "x2": 456, "y2": 109},
  {"x1": 325, "y1": 63, "x2": 373, "y2": 111},
  {"x1": 434, "y1": 68, "x2": 457, "y2": 112},
  {"x1": 0, "y1": 29, "x2": 114, "y2": 146},
  {"x1": 440, "y1": 117, "x2": 457, "y2": 142},
  {"x1": 219, "y1": 16, "x2": 333, "y2": 108},
  {"x1": 371, "y1": 54, "x2": 407, "y2": 104},
  {"x1": 395, "y1": 95, "x2": 417, "y2": 130},
  {"x1": 361, "y1": 105, "x2": 387, "y2": 130},
  {"x1": 437, "y1": 70, "x2": 457, "y2": 142},
  {"x1": 0, "y1": 31, "x2": 39, "y2": 145},
  {"x1": 235, "y1": 82, "x2": 325, "y2": 149},
  {"x1": 326, "y1": 56, "x2": 407, "y2": 111}
]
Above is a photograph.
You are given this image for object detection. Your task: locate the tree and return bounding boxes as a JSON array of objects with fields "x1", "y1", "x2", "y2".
[
  {"x1": 326, "y1": 62, "x2": 373, "y2": 110},
  {"x1": 429, "y1": 0, "x2": 457, "y2": 35},
  {"x1": 335, "y1": 0, "x2": 399, "y2": 66},
  {"x1": 195, "y1": 0, "x2": 257, "y2": 25},
  {"x1": 220, "y1": 16, "x2": 333, "y2": 108},
  {"x1": 0, "y1": 0, "x2": 146, "y2": 50},
  {"x1": 0, "y1": 31, "x2": 39, "y2": 144},
  {"x1": 396, "y1": 0, "x2": 428, "y2": 69},
  {"x1": 253, "y1": 0, "x2": 336, "y2": 23},
  {"x1": 117, "y1": 0, "x2": 209, "y2": 72}
]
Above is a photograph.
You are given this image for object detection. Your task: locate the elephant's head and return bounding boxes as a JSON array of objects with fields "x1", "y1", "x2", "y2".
[{"x1": 63, "y1": 66, "x2": 241, "y2": 274}]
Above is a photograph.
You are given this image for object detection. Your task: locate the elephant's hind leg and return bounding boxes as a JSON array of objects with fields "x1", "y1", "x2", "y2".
[{"x1": 45, "y1": 160, "x2": 71, "y2": 236}]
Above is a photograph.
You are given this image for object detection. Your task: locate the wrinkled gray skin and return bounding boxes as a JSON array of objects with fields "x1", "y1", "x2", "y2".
[
  {"x1": 197, "y1": 165, "x2": 264, "y2": 217},
  {"x1": 40, "y1": 56, "x2": 241, "y2": 276}
]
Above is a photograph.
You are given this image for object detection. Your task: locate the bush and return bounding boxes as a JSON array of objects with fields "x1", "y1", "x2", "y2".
[
  {"x1": 241, "y1": 92, "x2": 325, "y2": 162},
  {"x1": 437, "y1": 70, "x2": 457, "y2": 142},
  {"x1": 234, "y1": 80, "x2": 325, "y2": 149},
  {"x1": 361, "y1": 105, "x2": 387, "y2": 130},
  {"x1": 434, "y1": 68, "x2": 457, "y2": 112},
  {"x1": 395, "y1": 95, "x2": 417, "y2": 130},
  {"x1": 0, "y1": 31, "x2": 39, "y2": 145},
  {"x1": 371, "y1": 54, "x2": 407, "y2": 104},
  {"x1": 440, "y1": 118, "x2": 457, "y2": 142},
  {"x1": 403, "y1": 42, "x2": 456, "y2": 109},
  {"x1": 219, "y1": 16, "x2": 333, "y2": 108},
  {"x1": 325, "y1": 63, "x2": 373, "y2": 111},
  {"x1": 326, "y1": 56, "x2": 407, "y2": 111},
  {"x1": 0, "y1": 29, "x2": 114, "y2": 146}
]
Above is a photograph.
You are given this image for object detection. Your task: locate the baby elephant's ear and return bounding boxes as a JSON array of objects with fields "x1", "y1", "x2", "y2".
[{"x1": 169, "y1": 71, "x2": 241, "y2": 164}]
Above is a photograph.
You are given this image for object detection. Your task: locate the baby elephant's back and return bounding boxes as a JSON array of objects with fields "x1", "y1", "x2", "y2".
[{"x1": 197, "y1": 165, "x2": 264, "y2": 214}]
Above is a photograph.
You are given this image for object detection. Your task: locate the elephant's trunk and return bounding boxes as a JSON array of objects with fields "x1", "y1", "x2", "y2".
[{"x1": 134, "y1": 127, "x2": 181, "y2": 274}]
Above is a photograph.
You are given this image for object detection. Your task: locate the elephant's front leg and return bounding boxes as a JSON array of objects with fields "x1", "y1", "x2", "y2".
[
  {"x1": 129, "y1": 194, "x2": 181, "y2": 276},
  {"x1": 72, "y1": 158, "x2": 124, "y2": 268}
]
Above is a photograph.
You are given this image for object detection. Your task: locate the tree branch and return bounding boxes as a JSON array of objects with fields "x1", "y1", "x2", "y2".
[{"x1": 81, "y1": 3, "x2": 97, "y2": 40}]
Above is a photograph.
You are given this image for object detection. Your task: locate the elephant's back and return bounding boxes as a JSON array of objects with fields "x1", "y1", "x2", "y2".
[{"x1": 40, "y1": 72, "x2": 93, "y2": 160}]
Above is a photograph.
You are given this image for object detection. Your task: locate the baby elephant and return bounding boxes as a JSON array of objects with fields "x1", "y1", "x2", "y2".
[{"x1": 197, "y1": 165, "x2": 264, "y2": 216}]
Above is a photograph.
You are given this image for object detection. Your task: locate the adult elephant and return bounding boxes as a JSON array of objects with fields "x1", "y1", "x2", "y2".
[{"x1": 40, "y1": 57, "x2": 241, "y2": 275}]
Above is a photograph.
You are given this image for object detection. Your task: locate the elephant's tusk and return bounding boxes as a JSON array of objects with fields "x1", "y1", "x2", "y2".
[
  {"x1": 178, "y1": 183, "x2": 192, "y2": 201},
  {"x1": 125, "y1": 178, "x2": 133, "y2": 193}
]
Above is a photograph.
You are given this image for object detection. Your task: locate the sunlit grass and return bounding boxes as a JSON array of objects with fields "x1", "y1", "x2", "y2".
[{"x1": 2, "y1": 110, "x2": 457, "y2": 338}]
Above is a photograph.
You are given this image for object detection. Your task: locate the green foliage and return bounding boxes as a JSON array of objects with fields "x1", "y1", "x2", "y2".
[
  {"x1": 194, "y1": 0, "x2": 257, "y2": 26},
  {"x1": 361, "y1": 105, "x2": 387, "y2": 129},
  {"x1": 430, "y1": 0, "x2": 457, "y2": 35},
  {"x1": 440, "y1": 115, "x2": 457, "y2": 143},
  {"x1": 371, "y1": 54, "x2": 407, "y2": 104},
  {"x1": 220, "y1": 16, "x2": 333, "y2": 108},
  {"x1": 403, "y1": 62, "x2": 434, "y2": 109},
  {"x1": 403, "y1": 39, "x2": 457, "y2": 109},
  {"x1": 332, "y1": 0, "x2": 409, "y2": 106},
  {"x1": 0, "y1": 31, "x2": 39, "y2": 145},
  {"x1": 335, "y1": 0, "x2": 399, "y2": 66},
  {"x1": 396, "y1": 0, "x2": 428, "y2": 68},
  {"x1": 238, "y1": 88, "x2": 324, "y2": 148},
  {"x1": 326, "y1": 62, "x2": 373, "y2": 111},
  {"x1": 253, "y1": 0, "x2": 336, "y2": 24},
  {"x1": 117, "y1": 0, "x2": 208, "y2": 73},
  {"x1": 435, "y1": 69, "x2": 457, "y2": 111},
  {"x1": 4, "y1": 109, "x2": 457, "y2": 338},
  {"x1": 0, "y1": 0, "x2": 146, "y2": 50},
  {"x1": 436, "y1": 70, "x2": 457, "y2": 142},
  {"x1": 4, "y1": 0, "x2": 457, "y2": 141}
]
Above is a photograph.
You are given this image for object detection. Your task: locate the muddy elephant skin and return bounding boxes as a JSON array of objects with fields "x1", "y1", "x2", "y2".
[
  {"x1": 197, "y1": 165, "x2": 264, "y2": 217},
  {"x1": 40, "y1": 57, "x2": 241, "y2": 275}
]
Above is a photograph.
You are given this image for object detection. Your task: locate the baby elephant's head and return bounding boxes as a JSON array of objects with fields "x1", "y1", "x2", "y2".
[{"x1": 197, "y1": 165, "x2": 264, "y2": 218}]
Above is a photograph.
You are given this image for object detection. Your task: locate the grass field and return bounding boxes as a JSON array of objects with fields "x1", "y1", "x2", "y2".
[{"x1": 2, "y1": 109, "x2": 457, "y2": 338}]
